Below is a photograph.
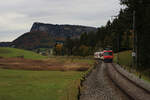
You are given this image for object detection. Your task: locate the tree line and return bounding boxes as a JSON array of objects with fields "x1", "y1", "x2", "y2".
[{"x1": 120, "y1": 0, "x2": 150, "y2": 71}]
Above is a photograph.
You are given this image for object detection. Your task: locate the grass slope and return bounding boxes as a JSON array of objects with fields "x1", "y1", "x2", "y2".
[
  {"x1": 0, "y1": 69, "x2": 83, "y2": 100},
  {"x1": 114, "y1": 50, "x2": 150, "y2": 82},
  {"x1": 0, "y1": 47, "x2": 46, "y2": 60},
  {"x1": 114, "y1": 50, "x2": 132, "y2": 66}
]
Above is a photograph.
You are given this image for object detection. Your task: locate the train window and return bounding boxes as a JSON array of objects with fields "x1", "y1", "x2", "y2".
[{"x1": 104, "y1": 52, "x2": 112, "y2": 56}]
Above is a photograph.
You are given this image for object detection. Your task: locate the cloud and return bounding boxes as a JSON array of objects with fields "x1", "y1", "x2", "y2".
[
  {"x1": 0, "y1": 0, "x2": 121, "y2": 42},
  {"x1": 0, "y1": 12, "x2": 28, "y2": 30}
]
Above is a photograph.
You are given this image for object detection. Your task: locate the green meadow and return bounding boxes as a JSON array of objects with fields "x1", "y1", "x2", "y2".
[
  {"x1": 0, "y1": 69, "x2": 83, "y2": 100},
  {"x1": 0, "y1": 47, "x2": 94, "y2": 100},
  {"x1": 114, "y1": 50, "x2": 132, "y2": 66},
  {"x1": 0, "y1": 47, "x2": 46, "y2": 60}
]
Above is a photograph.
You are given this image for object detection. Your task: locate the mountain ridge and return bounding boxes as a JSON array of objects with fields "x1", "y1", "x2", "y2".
[{"x1": 2, "y1": 22, "x2": 97, "y2": 50}]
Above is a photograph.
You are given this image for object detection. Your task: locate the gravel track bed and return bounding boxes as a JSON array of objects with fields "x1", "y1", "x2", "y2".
[
  {"x1": 107, "y1": 63, "x2": 150, "y2": 100},
  {"x1": 114, "y1": 64, "x2": 150, "y2": 92},
  {"x1": 80, "y1": 61, "x2": 130, "y2": 100}
]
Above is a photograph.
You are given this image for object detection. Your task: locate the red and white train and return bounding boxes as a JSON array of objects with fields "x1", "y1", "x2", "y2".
[{"x1": 94, "y1": 49, "x2": 113, "y2": 63}]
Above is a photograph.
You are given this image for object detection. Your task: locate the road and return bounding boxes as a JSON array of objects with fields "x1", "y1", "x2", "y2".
[{"x1": 79, "y1": 61, "x2": 150, "y2": 100}]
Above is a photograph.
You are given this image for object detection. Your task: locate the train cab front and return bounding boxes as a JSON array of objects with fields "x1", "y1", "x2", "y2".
[{"x1": 103, "y1": 50, "x2": 113, "y2": 63}]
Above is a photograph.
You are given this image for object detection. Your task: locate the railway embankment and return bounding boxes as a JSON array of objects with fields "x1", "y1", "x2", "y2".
[
  {"x1": 114, "y1": 64, "x2": 150, "y2": 92},
  {"x1": 107, "y1": 63, "x2": 150, "y2": 100}
]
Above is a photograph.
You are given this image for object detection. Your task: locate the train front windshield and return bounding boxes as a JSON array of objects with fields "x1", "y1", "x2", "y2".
[{"x1": 104, "y1": 52, "x2": 112, "y2": 56}]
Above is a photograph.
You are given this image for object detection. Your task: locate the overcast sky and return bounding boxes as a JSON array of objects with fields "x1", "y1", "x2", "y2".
[{"x1": 0, "y1": 0, "x2": 121, "y2": 42}]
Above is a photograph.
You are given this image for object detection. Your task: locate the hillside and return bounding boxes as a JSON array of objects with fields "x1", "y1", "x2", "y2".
[
  {"x1": 0, "y1": 47, "x2": 46, "y2": 60},
  {"x1": 12, "y1": 22, "x2": 97, "y2": 50},
  {"x1": 13, "y1": 31, "x2": 54, "y2": 50}
]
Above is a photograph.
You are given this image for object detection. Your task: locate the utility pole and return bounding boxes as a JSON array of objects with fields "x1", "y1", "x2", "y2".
[
  {"x1": 117, "y1": 33, "x2": 120, "y2": 64},
  {"x1": 132, "y1": 10, "x2": 137, "y2": 68}
]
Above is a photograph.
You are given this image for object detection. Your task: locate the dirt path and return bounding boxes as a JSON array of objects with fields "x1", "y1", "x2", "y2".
[{"x1": 80, "y1": 61, "x2": 130, "y2": 100}]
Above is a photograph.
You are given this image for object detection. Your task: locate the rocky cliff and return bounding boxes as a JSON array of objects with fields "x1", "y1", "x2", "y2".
[{"x1": 30, "y1": 22, "x2": 97, "y2": 38}]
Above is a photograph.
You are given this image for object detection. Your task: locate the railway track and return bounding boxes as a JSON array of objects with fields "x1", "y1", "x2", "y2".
[
  {"x1": 80, "y1": 61, "x2": 150, "y2": 100},
  {"x1": 106, "y1": 63, "x2": 150, "y2": 100},
  {"x1": 80, "y1": 61, "x2": 131, "y2": 100}
]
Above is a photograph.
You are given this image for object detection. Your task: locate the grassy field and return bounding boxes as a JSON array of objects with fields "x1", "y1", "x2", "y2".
[
  {"x1": 49, "y1": 56, "x2": 94, "y2": 71},
  {"x1": 0, "y1": 69, "x2": 83, "y2": 100},
  {"x1": 114, "y1": 50, "x2": 150, "y2": 82},
  {"x1": 113, "y1": 50, "x2": 132, "y2": 66},
  {"x1": 0, "y1": 47, "x2": 46, "y2": 60},
  {"x1": 0, "y1": 48, "x2": 95, "y2": 100}
]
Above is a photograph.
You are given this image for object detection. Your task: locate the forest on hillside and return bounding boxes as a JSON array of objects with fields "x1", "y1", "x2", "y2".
[{"x1": 54, "y1": 0, "x2": 150, "y2": 71}]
